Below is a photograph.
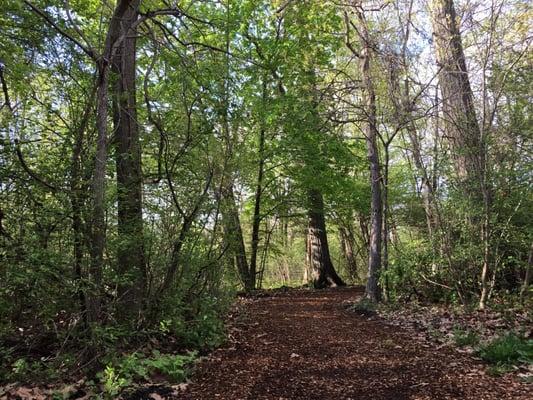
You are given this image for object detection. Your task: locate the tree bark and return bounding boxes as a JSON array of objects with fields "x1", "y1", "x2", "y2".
[
  {"x1": 306, "y1": 189, "x2": 345, "y2": 288},
  {"x1": 88, "y1": 64, "x2": 109, "y2": 324},
  {"x1": 429, "y1": 0, "x2": 491, "y2": 309},
  {"x1": 88, "y1": 0, "x2": 135, "y2": 324},
  {"x1": 339, "y1": 224, "x2": 358, "y2": 280},
  {"x1": 249, "y1": 78, "x2": 268, "y2": 292},
  {"x1": 222, "y1": 182, "x2": 252, "y2": 290},
  {"x1": 520, "y1": 242, "x2": 533, "y2": 303},
  {"x1": 430, "y1": 0, "x2": 483, "y2": 182},
  {"x1": 112, "y1": 0, "x2": 146, "y2": 317},
  {"x1": 249, "y1": 131, "x2": 264, "y2": 291},
  {"x1": 355, "y1": 6, "x2": 383, "y2": 302},
  {"x1": 382, "y1": 146, "x2": 390, "y2": 301},
  {"x1": 219, "y1": 0, "x2": 253, "y2": 291},
  {"x1": 70, "y1": 84, "x2": 95, "y2": 327}
]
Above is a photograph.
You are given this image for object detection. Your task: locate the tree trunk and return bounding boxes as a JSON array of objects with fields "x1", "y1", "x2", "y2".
[
  {"x1": 248, "y1": 132, "x2": 263, "y2": 289},
  {"x1": 88, "y1": 64, "x2": 109, "y2": 324},
  {"x1": 219, "y1": 0, "x2": 253, "y2": 291},
  {"x1": 88, "y1": 0, "x2": 135, "y2": 324},
  {"x1": 249, "y1": 79, "x2": 267, "y2": 291},
  {"x1": 339, "y1": 225, "x2": 358, "y2": 280},
  {"x1": 382, "y1": 146, "x2": 390, "y2": 301},
  {"x1": 430, "y1": 0, "x2": 483, "y2": 182},
  {"x1": 222, "y1": 182, "x2": 252, "y2": 290},
  {"x1": 112, "y1": 0, "x2": 146, "y2": 317},
  {"x1": 393, "y1": 0, "x2": 440, "y2": 241},
  {"x1": 429, "y1": 0, "x2": 491, "y2": 309},
  {"x1": 520, "y1": 242, "x2": 533, "y2": 303},
  {"x1": 403, "y1": 90, "x2": 440, "y2": 239},
  {"x1": 70, "y1": 85, "x2": 95, "y2": 327},
  {"x1": 306, "y1": 189, "x2": 345, "y2": 289},
  {"x1": 355, "y1": 6, "x2": 383, "y2": 302}
]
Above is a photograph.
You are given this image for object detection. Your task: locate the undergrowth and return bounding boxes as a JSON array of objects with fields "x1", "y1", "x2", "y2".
[
  {"x1": 95, "y1": 351, "x2": 197, "y2": 398},
  {"x1": 0, "y1": 289, "x2": 231, "y2": 393},
  {"x1": 478, "y1": 333, "x2": 533, "y2": 376},
  {"x1": 348, "y1": 298, "x2": 377, "y2": 316},
  {"x1": 452, "y1": 328, "x2": 479, "y2": 347}
]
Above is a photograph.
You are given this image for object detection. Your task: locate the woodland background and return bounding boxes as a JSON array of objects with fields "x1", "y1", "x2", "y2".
[{"x1": 0, "y1": 0, "x2": 531, "y2": 390}]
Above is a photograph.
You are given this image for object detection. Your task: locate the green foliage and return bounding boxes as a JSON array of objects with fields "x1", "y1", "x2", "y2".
[
  {"x1": 11, "y1": 358, "x2": 29, "y2": 375},
  {"x1": 179, "y1": 303, "x2": 227, "y2": 350},
  {"x1": 478, "y1": 334, "x2": 533, "y2": 366},
  {"x1": 384, "y1": 240, "x2": 451, "y2": 303},
  {"x1": 2, "y1": 355, "x2": 60, "y2": 383},
  {"x1": 90, "y1": 325, "x2": 131, "y2": 349},
  {"x1": 452, "y1": 328, "x2": 479, "y2": 347},
  {"x1": 143, "y1": 351, "x2": 197, "y2": 382},
  {"x1": 485, "y1": 364, "x2": 514, "y2": 377},
  {"x1": 0, "y1": 0, "x2": 531, "y2": 388},
  {"x1": 349, "y1": 298, "x2": 377, "y2": 316},
  {"x1": 98, "y1": 365, "x2": 129, "y2": 398},
  {"x1": 97, "y1": 351, "x2": 197, "y2": 397},
  {"x1": 261, "y1": 236, "x2": 307, "y2": 288},
  {"x1": 153, "y1": 287, "x2": 231, "y2": 351}
]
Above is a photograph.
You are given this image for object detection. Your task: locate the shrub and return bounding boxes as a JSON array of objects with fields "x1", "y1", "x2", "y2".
[
  {"x1": 97, "y1": 351, "x2": 197, "y2": 397},
  {"x1": 478, "y1": 333, "x2": 533, "y2": 365},
  {"x1": 452, "y1": 328, "x2": 479, "y2": 347},
  {"x1": 348, "y1": 298, "x2": 377, "y2": 316},
  {"x1": 144, "y1": 351, "x2": 197, "y2": 382}
]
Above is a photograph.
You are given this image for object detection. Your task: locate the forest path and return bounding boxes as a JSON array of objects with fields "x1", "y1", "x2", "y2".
[{"x1": 178, "y1": 287, "x2": 530, "y2": 400}]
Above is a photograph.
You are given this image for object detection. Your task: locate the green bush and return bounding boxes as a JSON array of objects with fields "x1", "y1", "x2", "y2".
[
  {"x1": 97, "y1": 351, "x2": 197, "y2": 397},
  {"x1": 452, "y1": 328, "x2": 479, "y2": 347},
  {"x1": 486, "y1": 364, "x2": 514, "y2": 377},
  {"x1": 349, "y1": 298, "x2": 377, "y2": 316},
  {"x1": 144, "y1": 350, "x2": 197, "y2": 382},
  {"x1": 478, "y1": 333, "x2": 533, "y2": 365},
  {"x1": 98, "y1": 365, "x2": 129, "y2": 398},
  {"x1": 156, "y1": 293, "x2": 229, "y2": 350},
  {"x1": 385, "y1": 240, "x2": 448, "y2": 303}
]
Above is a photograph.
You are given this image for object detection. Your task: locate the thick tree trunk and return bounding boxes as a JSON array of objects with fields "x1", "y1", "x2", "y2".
[
  {"x1": 430, "y1": 0, "x2": 483, "y2": 182},
  {"x1": 222, "y1": 183, "x2": 252, "y2": 290},
  {"x1": 430, "y1": 0, "x2": 491, "y2": 309},
  {"x1": 112, "y1": 0, "x2": 146, "y2": 316},
  {"x1": 306, "y1": 189, "x2": 345, "y2": 288},
  {"x1": 88, "y1": 64, "x2": 109, "y2": 324},
  {"x1": 219, "y1": 0, "x2": 253, "y2": 291},
  {"x1": 88, "y1": 0, "x2": 135, "y2": 324}
]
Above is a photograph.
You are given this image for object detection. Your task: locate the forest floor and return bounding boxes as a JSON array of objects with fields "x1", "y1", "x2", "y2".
[
  {"x1": 175, "y1": 286, "x2": 531, "y2": 400},
  {"x1": 1, "y1": 287, "x2": 531, "y2": 399}
]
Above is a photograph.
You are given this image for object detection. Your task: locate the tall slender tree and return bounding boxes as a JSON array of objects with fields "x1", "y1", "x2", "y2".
[{"x1": 345, "y1": 3, "x2": 383, "y2": 301}]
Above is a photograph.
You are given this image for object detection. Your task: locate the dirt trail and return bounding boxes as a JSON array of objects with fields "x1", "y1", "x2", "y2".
[{"x1": 179, "y1": 287, "x2": 530, "y2": 400}]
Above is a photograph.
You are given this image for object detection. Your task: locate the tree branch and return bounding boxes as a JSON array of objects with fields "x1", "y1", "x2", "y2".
[
  {"x1": 24, "y1": 0, "x2": 96, "y2": 60},
  {"x1": 15, "y1": 140, "x2": 58, "y2": 191},
  {"x1": 0, "y1": 63, "x2": 13, "y2": 113}
]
